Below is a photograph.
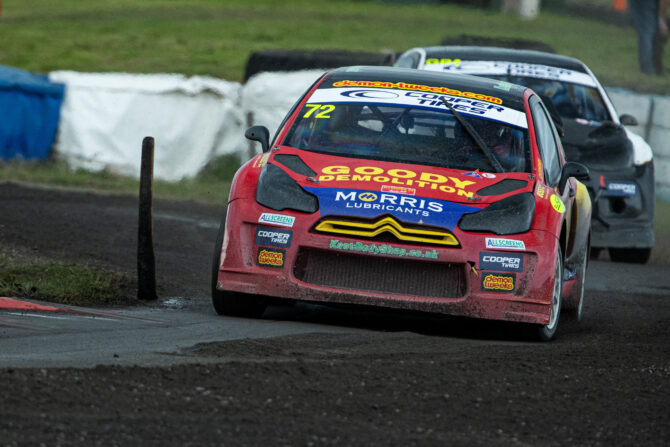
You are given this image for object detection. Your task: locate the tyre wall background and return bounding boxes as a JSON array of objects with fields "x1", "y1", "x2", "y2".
[{"x1": 244, "y1": 49, "x2": 396, "y2": 82}]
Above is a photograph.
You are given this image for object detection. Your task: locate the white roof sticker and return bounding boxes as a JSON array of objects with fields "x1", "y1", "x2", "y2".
[
  {"x1": 422, "y1": 60, "x2": 597, "y2": 88},
  {"x1": 308, "y1": 87, "x2": 528, "y2": 129}
]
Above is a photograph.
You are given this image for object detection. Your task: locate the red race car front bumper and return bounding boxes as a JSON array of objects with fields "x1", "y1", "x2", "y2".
[{"x1": 217, "y1": 198, "x2": 560, "y2": 325}]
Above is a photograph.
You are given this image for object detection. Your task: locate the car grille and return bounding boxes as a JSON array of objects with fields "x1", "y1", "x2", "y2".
[
  {"x1": 313, "y1": 215, "x2": 459, "y2": 247},
  {"x1": 293, "y1": 248, "x2": 467, "y2": 298}
]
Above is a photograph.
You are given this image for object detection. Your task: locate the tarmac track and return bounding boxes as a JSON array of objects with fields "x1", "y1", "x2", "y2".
[{"x1": 0, "y1": 182, "x2": 668, "y2": 446}]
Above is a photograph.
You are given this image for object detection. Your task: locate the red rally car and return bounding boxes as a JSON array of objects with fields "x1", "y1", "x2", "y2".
[{"x1": 212, "y1": 66, "x2": 592, "y2": 341}]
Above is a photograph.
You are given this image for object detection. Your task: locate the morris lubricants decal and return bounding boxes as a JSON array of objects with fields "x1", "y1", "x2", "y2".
[
  {"x1": 305, "y1": 187, "x2": 477, "y2": 230},
  {"x1": 424, "y1": 60, "x2": 597, "y2": 88},
  {"x1": 317, "y1": 165, "x2": 477, "y2": 198},
  {"x1": 481, "y1": 272, "x2": 515, "y2": 292},
  {"x1": 308, "y1": 88, "x2": 528, "y2": 129},
  {"x1": 329, "y1": 239, "x2": 438, "y2": 259}
]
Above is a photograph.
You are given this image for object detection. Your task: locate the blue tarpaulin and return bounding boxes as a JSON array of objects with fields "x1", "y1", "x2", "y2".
[{"x1": 0, "y1": 65, "x2": 65, "y2": 160}]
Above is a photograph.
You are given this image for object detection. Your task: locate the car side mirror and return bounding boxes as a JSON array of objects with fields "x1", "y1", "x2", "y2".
[
  {"x1": 558, "y1": 161, "x2": 590, "y2": 193},
  {"x1": 245, "y1": 125, "x2": 270, "y2": 153},
  {"x1": 619, "y1": 114, "x2": 638, "y2": 126}
]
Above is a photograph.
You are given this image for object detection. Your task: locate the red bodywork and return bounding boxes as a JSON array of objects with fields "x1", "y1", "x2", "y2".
[{"x1": 215, "y1": 76, "x2": 591, "y2": 326}]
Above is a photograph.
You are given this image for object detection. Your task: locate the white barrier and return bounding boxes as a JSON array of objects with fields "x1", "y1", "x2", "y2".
[
  {"x1": 50, "y1": 71, "x2": 243, "y2": 181},
  {"x1": 606, "y1": 88, "x2": 670, "y2": 200}
]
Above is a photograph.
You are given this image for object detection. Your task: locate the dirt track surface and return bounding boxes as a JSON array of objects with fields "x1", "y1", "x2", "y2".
[{"x1": 1, "y1": 182, "x2": 669, "y2": 446}]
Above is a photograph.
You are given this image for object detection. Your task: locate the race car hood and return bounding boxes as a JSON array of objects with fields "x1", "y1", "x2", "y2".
[
  {"x1": 561, "y1": 119, "x2": 634, "y2": 170},
  {"x1": 272, "y1": 146, "x2": 533, "y2": 231}
]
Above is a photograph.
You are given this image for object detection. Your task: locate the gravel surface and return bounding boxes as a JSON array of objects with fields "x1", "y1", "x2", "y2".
[{"x1": 1, "y1": 182, "x2": 668, "y2": 446}]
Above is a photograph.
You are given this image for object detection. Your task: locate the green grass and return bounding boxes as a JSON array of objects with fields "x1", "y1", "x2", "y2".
[
  {"x1": 0, "y1": 153, "x2": 239, "y2": 205},
  {"x1": 0, "y1": 251, "x2": 136, "y2": 306},
  {"x1": 1, "y1": 0, "x2": 669, "y2": 92}
]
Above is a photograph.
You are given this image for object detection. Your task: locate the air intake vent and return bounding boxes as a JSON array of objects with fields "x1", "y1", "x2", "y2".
[
  {"x1": 477, "y1": 179, "x2": 528, "y2": 196},
  {"x1": 294, "y1": 248, "x2": 467, "y2": 298},
  {"x1": 274, "y1": 154, "x2": 316, "y2": 177}
]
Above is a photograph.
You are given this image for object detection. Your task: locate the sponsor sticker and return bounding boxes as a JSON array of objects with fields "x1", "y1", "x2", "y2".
[
  {"x1": 316, "y1": 165, "x2": 477, "y2": 198},
  {"x1": 252, "y1": 153, "x2": 270, "y2": 169},
  {"x1": 485, "y1": 237, "x2": 526, "y2": 250},
  {"x1": 536, "y1": 182, "x2": 547, "y2": 199},
  {"x1": 258, "y1": 213, "x2": 295, "y2": 228},
  {"x1": 255, "y1": 226, "x2": 293, "y2": 248},
  {"x1": 332, "y1": 79, "x2": 502, "y2": 105},
  {"x1": 479, "y1": 252, "x2": 523, "y2": 273},
  {"x1": 308, "y1": 87, "x2": 528, "y2": 129},
  {"x1": 481, "y1": 272, "x2": 516, "y2": 292},
  {"x1": 257, "y1": 248, "x2": 285, "y2": 268},
  {"x1": 306, "y1": 187, "x2": 478, "y2": 231},
  {"x1": 381, "y1": 185, "x2": 416, "y2": 195},
  {"x1": 606, "y1": 181, "x2": 637, "y2": 197},
  {"x1": 329, "y1": 239, "x2": 438, "y2": 259},
  {"x1": 550, "y1": 194, "x2": 565, "y2": 214},
  {"x1": 428, "y1": 60, "x2": 597, "y2": 88}
]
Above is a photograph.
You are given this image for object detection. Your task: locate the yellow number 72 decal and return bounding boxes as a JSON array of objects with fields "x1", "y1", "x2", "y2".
[{"x1": 303, "y1": 104, "x2": 335, "y2": 119}]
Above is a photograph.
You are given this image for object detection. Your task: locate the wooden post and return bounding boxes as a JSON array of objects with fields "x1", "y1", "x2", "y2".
[
  {"x1": 137, "y1": 137, "x2": 157, "y2": 300},
  {"x1": 247, "y1": 111, "x2": 256, "y2": 159}
]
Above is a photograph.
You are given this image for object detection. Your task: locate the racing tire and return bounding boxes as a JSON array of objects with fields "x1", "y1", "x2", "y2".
[
  {"x1": 532, "y1": 246, "x2": 563, "y2": 341},
  {"x1": 564, "y1": 245, "x2": 588, "y2": 322},
  {"x1": 211, "y1": 213, "x2": 267, "y2": 318},
  {"x1": 608, "y1": 247, "x2": 651, "y2": 264}
]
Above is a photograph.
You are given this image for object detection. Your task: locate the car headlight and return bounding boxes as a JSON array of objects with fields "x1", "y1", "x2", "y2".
[
  {"x1": 256, "y1": 163, "x2": 319, "y2": 213},
  {"x1": 458, "y1": 192, "x2": 535, "y2": 235}
]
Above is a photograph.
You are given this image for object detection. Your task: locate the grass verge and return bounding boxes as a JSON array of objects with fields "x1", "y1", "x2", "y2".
[
  {"x1": 0, "y1": 250, "x2": 137, "y2": 307},
  {"x1": 0, "y1": 153, "x2": 239, "y2": 205}
]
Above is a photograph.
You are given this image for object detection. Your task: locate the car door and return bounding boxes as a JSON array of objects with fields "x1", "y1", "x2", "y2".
[{"x1": 530, "y1": 95, "x2": 577, "y2": 257}]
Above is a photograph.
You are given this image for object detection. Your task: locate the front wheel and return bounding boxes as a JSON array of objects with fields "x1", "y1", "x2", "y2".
[
  {"x1": 533, "y1": 246, "x2": 563, "y2": 341},
  {"x1": 608, "y1": 247, "x2": 651, "y2": 264},
  {"x1": 211, "y1": 213, "x2": 266, "y2": 318}
]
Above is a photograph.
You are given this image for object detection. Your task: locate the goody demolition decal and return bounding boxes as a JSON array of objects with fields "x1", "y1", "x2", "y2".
[
  {"x1": 258, "y1": 213, "x2": 295, "y2": 228},
  {"x1": 305, "y1": 187, "x2": 478, "y2": 231},
  {"x1": 330, "y1": 239, "x2": 438, "y2": 259},
  {"x1": 606, "y1": 181, "x2": 637, "y2": 197},
  {"x1": 424, "y1": 60, "x2": 597, "y2": 88},
  {"x1": 257, "y1": 248, "x2": 285, "y2": 268},
  {"x1": 308, "y1": 87, "x2": 528, "y2": 129},
  {"x1": 479, "y1": 252, "x2": 523, "y2": 273},
  {"x1": 481, "y1": 272, "x2": 516, "y2": 292},
  {"x1": 485, "y1": 237, "x2": 526, "y2": 250},
  {"x1": 255, "y1": 226, "x2": 293, "y2": 248},
  {"x1": 316, "y1": 165, "x2": 478, "y2": 198}
]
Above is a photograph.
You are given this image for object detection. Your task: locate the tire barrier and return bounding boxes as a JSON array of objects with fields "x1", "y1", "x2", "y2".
[
  {"x1": 440, "y1": 34, "x2": 555, "y2": 53},
  {"x1": 244, "y1": 49, "x2": 396, "y2": 81}
]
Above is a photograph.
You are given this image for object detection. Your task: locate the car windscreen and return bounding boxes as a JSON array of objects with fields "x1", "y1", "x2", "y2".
[
  {"x1": 495, "y1": 76, "x2": 610, "y2": 122},
  {"x1": 283, "y1": 99, "x2": 531, "y2": 173}
]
